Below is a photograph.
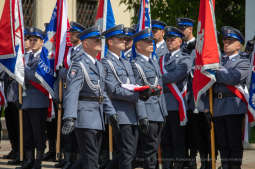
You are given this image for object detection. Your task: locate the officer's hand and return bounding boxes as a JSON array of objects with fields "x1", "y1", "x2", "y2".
[
  {"x1": 109, "y1": 114, "x2": 120, "y2": 130},
  {"x1": 204, "y1": 112, "x2": 212, "y2": 130},
  {"x1": 62, "y1": 118, "x2": 75, "y2": 135},
  {"x1": 151, "y1": 86, "x2": 162, "y2": 96},
  {"x1": 139, "y1": 118, "x2": 149, "y2": 135},
  {"x1": 139, "y1": 88, "x2": 153, "y2": 101}
]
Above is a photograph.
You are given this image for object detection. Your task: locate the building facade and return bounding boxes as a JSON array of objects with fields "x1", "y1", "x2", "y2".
[{"x1": 0, "y1": 0, "x2": 133, "y2": 30}]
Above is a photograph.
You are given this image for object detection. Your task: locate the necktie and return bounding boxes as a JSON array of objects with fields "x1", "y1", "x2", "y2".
[
  {"x1": 28, "y1": 53, "x2": 34, "y2": 63},
  {"x1": 222, "y1": 56, "x2": 229, "y2": 65}
]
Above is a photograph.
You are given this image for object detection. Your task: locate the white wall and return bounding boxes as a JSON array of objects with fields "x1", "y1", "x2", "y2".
[{"x1": 245, "y1": 0, "x2": 255, "y2": 41}]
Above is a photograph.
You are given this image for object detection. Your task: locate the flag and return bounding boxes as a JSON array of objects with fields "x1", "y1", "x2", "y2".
[
  {"x1": 35, "y1": 0, "x2": 70, "y2": 97},
  {"x1": 192, "y1": 0, "x2": 220, "y2": 109},
  {"x1": 132, "y1": 0, "x2": 156, "y2": 60},
  {"x1": 95, "y1": 0, "x2": 115, "y2": 59},
  {"x1": 0, "y1": 0, "x2": 25, "y2": 86},
  {"x1": 136, "y1": 0, "x2": 152, "y2": 32},
  {"x1": 247, "y1": 43, "x2": 255, "y2": 123}
]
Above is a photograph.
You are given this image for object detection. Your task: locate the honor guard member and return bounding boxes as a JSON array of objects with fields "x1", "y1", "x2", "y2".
[
  {"x1": 160, "y1": 26, "x2": 192, "y2": 169},
  {"x1": 101, "y1": 24, "x2": 151, "y2": 169},
  {"x1": 177, "y1": 17, "x2": 198, "y2": 169},
  {"x1": 54, "y1": 21, "x2": 85, "y2": 169},
  {"x1": 212, "y1": 26, "x2": 249, "y2": 169},
  {"x1": 123, "y1": 27, "x2": 135, "y2": 59},
  {"x1": 1, "y1": 27, "x2": 31, "y2": 164},
  {"x1": 131, "y1": 28, "x2": 168, "y2": 169},
  {"x1": 1, "y1": 72, "x2": 19, "y2": 165},
  {"x1": 61, "y1": 26, "x2": 118, "y2": 169},
  {"x1": 19, "y1": 28, "x2": 48, "y2": 169},
  {"x1": 152, "y1": 20, "x2": 168, "y2": 59},
  {"x1": 176, "y1": 18, "x2": 196, "y2": 55}
]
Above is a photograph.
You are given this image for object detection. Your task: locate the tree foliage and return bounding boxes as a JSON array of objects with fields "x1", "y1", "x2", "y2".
[{"x1": 119, "y1": 0, "x2": 245, "y2": 36}]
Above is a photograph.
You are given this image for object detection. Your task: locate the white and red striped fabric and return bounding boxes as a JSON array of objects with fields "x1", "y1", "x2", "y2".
[
  {"x1": 192, "y1": 0, "x2": 220, "y2": 109},
  {"x1": 55, "y1": 0, "x2": 71, "y2": 71},
  {"x1": 159, "y1": 55, "x2": 188, "y2": 126}
]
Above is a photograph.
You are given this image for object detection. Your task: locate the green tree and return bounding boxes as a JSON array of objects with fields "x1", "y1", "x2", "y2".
[{"x1": 119, "y1": 0, "x2": 245, "y2": 36}]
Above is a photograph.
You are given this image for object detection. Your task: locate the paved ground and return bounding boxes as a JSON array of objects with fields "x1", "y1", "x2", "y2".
[{"x1": 1, "y1": 140, "x2": 255, "y2": 169}]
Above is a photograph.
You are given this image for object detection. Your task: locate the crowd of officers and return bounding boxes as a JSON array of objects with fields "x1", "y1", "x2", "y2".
[{"x1": 0, "y1": 17, "x2": 253, "y2": 169}]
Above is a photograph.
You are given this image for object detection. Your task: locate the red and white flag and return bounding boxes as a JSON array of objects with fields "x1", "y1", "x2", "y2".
[
  {"x1": 95, "y1": 0, "x2": 115, "y2": 60},
  {"x1": 54, "y1": 0, "x2": 71, "y2": 71},
  {"x1": 192, "y1": 0, "x2": 220, "y2": 109},
  {"x1": 0, "y1": 0, "x2": 25, "y2": 86}
]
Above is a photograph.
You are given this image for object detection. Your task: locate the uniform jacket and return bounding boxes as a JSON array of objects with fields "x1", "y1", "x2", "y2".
[
  {"x1": 213, "y1": 53, "x2": 250, "y2": 117},
  {"x1": 63, "y1": 50, "x2": 116, "y2": 130},
  {"x1": 54, "y1": 44, "x2": 83, "y2": 99},
  {"x1": 162, "y1": 49, "x2": 192, "y2": 111},
  {"x1": 181, "y1": 39, "x2": 196, "y2": 55},
  {"x1": 22, "y1": 51, "x2": 49, "y2": 109},
  {"x1": 131, "y1": 53, "x2": 168, "y2": 122},
  {"x1": 102, "y1": 51, "x2": 140, "y2": 125}
]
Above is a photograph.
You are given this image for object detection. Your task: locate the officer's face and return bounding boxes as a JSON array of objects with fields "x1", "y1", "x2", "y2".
[
  {"x1": 181, "y1": 26, "x2": 192, "y2": 40},
  {"x1": 152, "y1": 29, "x2": 164, "y2": 42},
  {"x1": 124, "y1": 38, "x2": 133, "y2": 50},
  {"x1": 29, "y1": 36, "x2": 43, "y2": 52},
  {"x1": 223, "y1": 38, "x2": 242, "y2": 55},
  {"x1": 108, "y1": 37, "x2": 126, "y2": 51},
  {"x1": 136, "y1": 39, "x2": 154, "y2": 56},
  {"x1": 70, "y1": 32, "x2": 80, "y2": 45},
  {"x1": 83, "y1": 38, "x2": 102, "y2": 56},
  {"x1": 166, "y1": 37, "x2": 182, "y2": 52}
]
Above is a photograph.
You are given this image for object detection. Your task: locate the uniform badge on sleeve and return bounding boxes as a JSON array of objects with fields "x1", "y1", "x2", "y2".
[{"x1": 68, "y1": 68, "x2": 78, "y2": 79}]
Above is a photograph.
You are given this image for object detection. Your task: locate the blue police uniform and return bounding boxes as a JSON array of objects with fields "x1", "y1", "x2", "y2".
[
  {"x1": 160, "y1": 26, "x2": 192, "y2": 169},
  {"x1": 131, "y1": 28, "x2": 168, "y2": 169},
  {"x1": 101, "y1": 24, "x2": 143, "y2": 169},
  {"x1": 213, "y1": 26, "x2": 249, "y2": 169},
  {"x1": 62, "y1": 26, "x2": 116, "y2": 169},
  {"x1": 22, "y1": 27, "x2": 48, "y2": 169},
  {"x1": 0, "y1": 70, "x2": 19, "y2": 162},
  {"x1": 152, "y1": 20, "x2": 169, "y2": 59},
  {"x1": 53, "y1": 21, "x2": 86, "y2": 169}
]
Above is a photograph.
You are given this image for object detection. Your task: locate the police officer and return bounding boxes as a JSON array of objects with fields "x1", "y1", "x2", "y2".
[
  {"x1": 1, "y1": 28, "x2": 31, "y2": 164},
  {"x1": 123, "y1": 27, "x2": 135, "y2": 59},
  {"x1": 176, "y1": 18, "x2": 196, "y2": 55},
  {"x1": 131, "y1": 28, "x2": 168, "y2": 169},
  {"x1": 1, "y1": 73, "x2": 20, "y2": 165},
  {"x1": 61, "y1": 25, "x2": 118, "y2": 169},
  {"x1": 160, "y1": 26, "x2": 192, "y2": 169},
  {"x1": 54, "y1": 21, "x2": 85, "y2": 169},
  {"x1": 152, "y1": 20, "x2": 168, "y2": 59},
  {"x1": 177, "y1": 17, "x2": 198, "y2": 169},
  {"x1": 213, "y1": 26, "x2": 249, "y2": 169},
  {"x1": 18, "y1": 27, "x2": 48, "y2": 169},
  {"x1": 101, "y1": 24, "x2": 152, "y2": 169}
]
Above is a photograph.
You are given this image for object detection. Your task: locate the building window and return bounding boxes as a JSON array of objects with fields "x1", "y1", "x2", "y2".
[
  {"x1": 22, "y1": 0, "x2": 35, "y2": 27},
  {"x1": 76, "y1": 0, "x2": 98, "y2": 27}
]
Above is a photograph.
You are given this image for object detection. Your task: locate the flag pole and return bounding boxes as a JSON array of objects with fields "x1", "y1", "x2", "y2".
[
  {"x1": 56, "y1": 78, "x2": 63, "y2": 160},
  {"x1": 108, "y1": 124, "x2": 113, "y2": 160},
  {"x1": 209, "y1": 88, "x2": 216, "y2": 169},
  {"x1": 18, "y1": 84, "x2": 23, "y2": 161},
  {"x1": 158, "y1": 146, "x2": 163, "y2": 169}
]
